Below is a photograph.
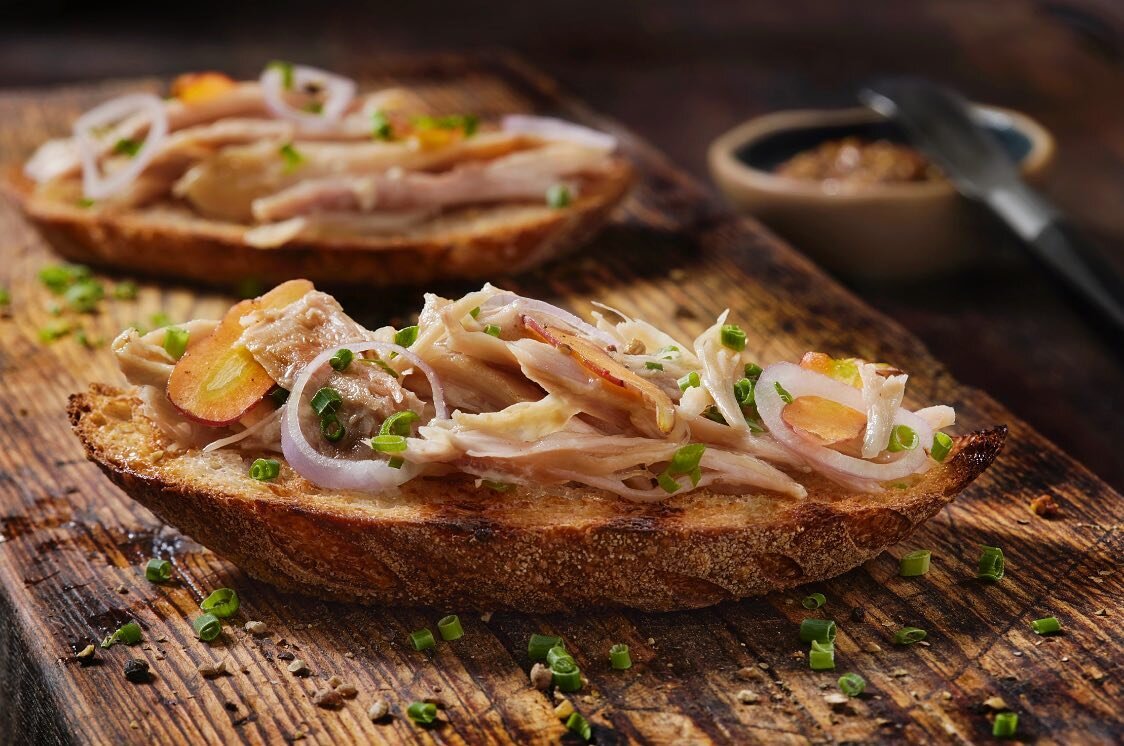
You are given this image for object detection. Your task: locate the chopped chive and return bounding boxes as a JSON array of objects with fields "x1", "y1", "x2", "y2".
[
  {"x1": 657, "y1": 443, "x2": 705, "y2": 494},
  {"x1": 677, "y1": 371, "x2": 701, "y2": 391},
  {"x1": 410, "y1": 628, "x2": 436, "y2": 651},
  {"x1": 329, "y1": 348, "x2": 353, "y2": 371},
  {"x1": 733, "y1": 378, "x2": 754, "y2": 406},
  {"x1": 1030, "y1": 616, "x2": 1061, "y2": 635},
  {"x1": 76, "y1": 197, "x2": 95, "y2": 208},
  {"x1": 269, "y1": 387, "x2": 290, "y2": 406},
  {"x1": 64, "y1": 280, "x2": 104, "y2": 312},
  {"x1": 528, "y1": 633, "x2": 562, "y2": 661},
  {"x1": 720, "y1": 324, "x2": 746, "y2": 351},
  {"x1": 657, "y1": 471, "x2": 682, "y2": 494},
  {"x1": 302, "y1": 101, "x2": 323, "y2": 114},
  {"x1": 799, "y1": 618, "x2": 836, "y2": 644},
  {"x1": 380, "y1": 410, "x2": 420, "y2": 437},
  {"x1": 931, "y1": 432, "x2": 953, "y2": 462},
  {"x1": 656, "y1": 345, "x2": 680, "y2": 360},
  {"x1": 144, "y1": 559, "x2": 171, "y2": 583},
  {"x1": 546, "y1": 645, "x2": 574, "y2": 668},
  {"x1": 406, "y1": 700, "x2": 438, "y2": 726},
  {"x1": 387, "y1": 457, "x2": 405, "y2": 469},
  {"x1": 566, "y1": 712, "x2": 592, "y2": 740},
  {"x1": 38, "y1": 320, "x2": 72, "y2": 342},
  {"x1": 201, "y1": 588, "x2": 239, "y2": 618},
  {"x1": 370, "y1": 434, "x2": 407, "y2": 453},
  {"x1": 394, "y1": 325, "x2": 419, "y2": 347},
  {"x1": 551, "y1": 657, "x2": 583, "y2": 692},
  {"x1": 320, "y1": 415, "x2": 345, "y2": 443},
  {"x1": 609, "y1": 643, "x2": 632, "y2": 670},
  {"x1": 0, "y1": 287, "x2": 9, "y2": 307},
  {"x1": 279, "y1": 142, "x2": 303, "y2": 173},
  {"x1": 113, "y1": 280, "x2": 139, "y2": 300},
  {"x1": 438, "y1": 615, "x2": 463, "y2": 641},
  {"x1": 483, "y1": 324, "x2": 501, "y2": 337},
  {"x1": 801, "y1": 592, "x2": 826, "y2": 610},
  {"x1": 310, "y1": 387, "x2": 342, "y2": 416},
  {"x1": 469, "y1": 306, "x2": 481, "y2": 319},
  {"x1": 702, "y1": 405, "x2": 727, "y2": 424},
  {"x1": 992, "y1": 711, "x2": 1018, "y2": 739},
  {"x1": 113, "y1": 138, "x2": 142, "y2": 157},
  {"x1": 39, "y1": 263, "x2": 91, "y2": 293},
  {"x1": 899, "y1": 550, "x2": 932, "y2": 577},
  {"x1": 838, "y1": 672, "x2": 865, "y2": 697},
  {"x1": 412, "y1": 114, "x2": 478, "y2": 135},
  {"x1": 978, "y1": 546, "x2": 1005, "y2": 582},
  {"x1": 546, "y1": 183, "x2": 572, "y2": 209},
  {"x1": 250, "y1": 458, "x2": 280, "y2": 481},
  {"x1": 481, "y1": 479, "x2": 511, "y2": 491},
  {"x1": 101, "y1": 621, "x2": 142, "y2": 647},
  {"x1": 744, "y1": 362, "x2": 763, "y2": 380},
  {"x1": 645, "y1": 361, "x2": 664, "y2": 371},
  {"x1": 163, "y1": 327, "x2": 189, "y2": 360},
  {"x1": 371, "y1": 110, "x2": 393, "y2": 140},
  {"x1": 892, "y1": 627, "x2": 927, "y2": 645},
  {"x1": 810, "y1": 639, "x2": 833, "y2": 653},
  {"x1": 808, "y1": 642, "x2": 835, "y2": 671},
  {"x1": 268, "y1": 60, "x2": 294, "y2": 89},
  {"x1": 149, "y1": 311, "x2": 173, "y2": 329},
  {"x1": 774, "y1": 382, "x2": 794, "y2": 404},
  {"x1": 887, "y1": 424, "x2": 919, "y2": 452},
  {"x1": 193, "y1": 613, "x2": 221, "y2": 642}
]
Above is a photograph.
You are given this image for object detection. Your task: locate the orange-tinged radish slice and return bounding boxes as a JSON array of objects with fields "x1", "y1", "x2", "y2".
[
  {"x1": 167, "y1": 280, "x2": 313, "y2": 426},
  {"x1": 520, "y1": 315, "x2": 676, "y2": 434},
  {"x1": 171, "y1": 72, "x2": 237, "y2": 104},
  {"x1": 781, "y1": 395, "x2": 866, "y2": 446}
]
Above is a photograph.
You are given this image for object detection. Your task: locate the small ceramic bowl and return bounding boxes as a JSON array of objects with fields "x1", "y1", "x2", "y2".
[{"x1": 708, "y1": 105, "x2": 1055, "y2": 280}]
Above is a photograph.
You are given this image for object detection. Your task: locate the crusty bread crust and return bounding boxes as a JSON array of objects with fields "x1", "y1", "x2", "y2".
[
  {"x1": 6, "y1": 159, "x2": 632, "y2": 288},
  {"x1": 69, "y1": 385, "x2": 1005, "y2": 612}
]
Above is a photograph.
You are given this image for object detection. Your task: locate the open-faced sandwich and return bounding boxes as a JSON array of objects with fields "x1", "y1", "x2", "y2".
[
  {"x1": 70, "y1": 281, "x2": 1004, "y2": 611},
  {"x1": 9, "y1": 63, "x2": 631, "y2": 287}
]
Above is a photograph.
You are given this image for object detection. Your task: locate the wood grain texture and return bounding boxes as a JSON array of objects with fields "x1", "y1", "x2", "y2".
[{"x1": 0, "y1": 53, "x2": 1121, "y2": 745}]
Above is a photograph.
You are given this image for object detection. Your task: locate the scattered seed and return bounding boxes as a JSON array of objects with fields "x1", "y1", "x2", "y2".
[
  {"x1": 344, "y1": 651, "x2": 355, "y2": 659},
  {"x1": 337, "y1": 684, "x2": 358, "y2": 699},
  {"x1": 124, "y1": 659, "x2": 151, "y2": 683},
  {"x1": 890, "y1": 668, "x2": 910, "y2": 678},
  {"x1": 554, "y1": 699, "x2": 575, "y2": 719},
  {"x1": 737, "y1": 689, "x2": 761, "y2": 704},
  {"x1": 757, "y1": 662, "x2": 770, "y2": 670},
  {"x1": 287, "y1": 659, "x2": 310, "y2": 676},
  {"x1": 326, "y1": 675, "x2": 343, "y2": 688},
  {"x1": 116, "y1": 584, "x2": 128, "y2": 594},
  {"x1": 368, "y1": 699, "x2": 390, "y2": 721},
  {"x1": 197, "y1": 657, "x2": 233, "y2": 678},
  {"x1": 1093, "y1": 609, "x2": 1107, "y2": 617},
  {"x1": 277, "y1": 651, "x2": 295, "y2": 661},
  {"x1": 824, "y1": 692, "x2": 849, "y2": 705},
  {"x1": 312, "y1": 688, "x2": 343, "y2": 709},
  {"x1": 647, "y1": 638, "x2": 656, "y2": 646},
  {"x1": 530, "y1": 663, "x2": 553, "y2": 690},
  {"x1": 736, "y1": 667, "x2": 756, "y2": 680},
  {"x1": 941, "y1": 691, "x2": 953, "y2": 701},
  {"x1": 862, "y1": 644, "x2": 883, "y2": 654},
  {"x1": 983, "y1": 696, "x2": 1009, "y2": 710},
  {"x1": 850, "y1": 607, "x2": 866, "y2": 622},
  {"x1": 480, "y1": 611, "x2": 493, "y2": 623},
  {"x1": 1012, "y1": 651, "x2": 1023, "y2": 657},
  {"x1": 244, "y1": 620, "x2": 268, "y2": 636},
  {"x1": 76, "y1": 644, "x2": 96, "y2": 666}
]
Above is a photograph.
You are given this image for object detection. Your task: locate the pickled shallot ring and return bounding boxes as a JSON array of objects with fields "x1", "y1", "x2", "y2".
[
  {"x1": 74, "y1": 93, "x2": 169, "y2": 199},
  {"x1": 260, "y1": 63, "x2": 356, "y2": 131},
  {"x1": 756, "y1": 362, "x2": 933, "y2": 483},
  {"x1": 280, "y1": 341, "x2": 447, "y2": 491},
  {"x1": 501, "y1": 115, "x2": 618, "y2": 152}
]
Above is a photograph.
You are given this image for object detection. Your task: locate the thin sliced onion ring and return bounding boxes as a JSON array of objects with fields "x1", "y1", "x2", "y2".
[
  {"x1": 501, "y1": 115, "x2": 617, "y2": 152},
  {"x1": 74, "y1": 93, "x2": 169, "y2": 199},
  {"x1": 260, "y1": 63, "x2": 356, "y2": 131},
  {"x1": 756, "y1": 362, "x2": 933, "y2": 484},
  {"x1": 479, "y1": 293, "x2": 619, "y2": 348},
  {"x1": 280, "y1": 341, "x2": 447, "y2": 491}
]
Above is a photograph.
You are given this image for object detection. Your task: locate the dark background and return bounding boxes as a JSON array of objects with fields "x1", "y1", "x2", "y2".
[{"x1": 3, "y1": 0, "x2": 1123, "y2": 491}]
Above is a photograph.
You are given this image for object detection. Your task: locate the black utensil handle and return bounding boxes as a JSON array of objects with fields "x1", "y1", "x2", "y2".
[{"x1": 1028, "y1": 220, "x2": 1124, "y2": 332}]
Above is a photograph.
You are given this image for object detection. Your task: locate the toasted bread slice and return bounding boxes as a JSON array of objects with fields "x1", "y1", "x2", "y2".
[
  {"x1": 69, "y1": 384, "x2": 1005, "y2": 612},
  {"x1": 5, "y1": 159, "x2": 632, "y2": 288}
]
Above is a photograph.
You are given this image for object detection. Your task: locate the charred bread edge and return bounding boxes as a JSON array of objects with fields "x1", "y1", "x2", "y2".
[{"x1": 69, "y1": 385, "x2": 1005, "y2": 612}]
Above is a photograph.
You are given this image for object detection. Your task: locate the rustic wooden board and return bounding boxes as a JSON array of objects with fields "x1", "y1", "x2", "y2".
[{"x1": 0, "y1": 53, "x2": 1120, "y2": 745}]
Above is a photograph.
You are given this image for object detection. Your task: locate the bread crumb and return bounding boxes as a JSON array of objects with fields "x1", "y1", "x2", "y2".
[
  {"x1": 983, "y1": 696, "x2": 1008, "y2": 710},
  {"x1": 116, "y1": 584, "x2": 128, "y2": 594},
  {"x1": 312, "y1": 688, "x2": 343, "y2": 709},
  {"x1": 890, "y1": 668, "x2": 910, "y2": 678},
  {"x1": 757, "y1": 662, "x2": 770, "y2": 670},
  {"x1": 554, "y1": 699, "x2": 575, "y2": 720},
  {"x1": 736, "y1": 689, "x2": 760, "y2": 704},
  {"x1": 1094, "y1": 608, "x2": 1107, "y2": 616},
  {"x1": 344, "y1": 651, "x2": 355, "y2": 659},
  {"x1": 244, "y1": 620, "x2": 268, "y2": 635},
  {"x1": 735, "y1": 667, "x2": 756, "y2": 681},
  {"x1": 823, "y1": 692, "x2": 849, "y2": 705},
  {"x1": 326, "y1": 675, "x2": 343, "y2": 689},
  {"x1": 647, "y1": 638, "x2": 656, "y2": 646},
  {"x1": 480, "y1": 611, "x2": 493, "y2": 623},
  {"x1": 862, "y1": 644, "x2": 883, "y2": 653},
  {"x1": 287, "y1": 659, "x2": 310, "y2": 676},
  {"x1": 197, "y1": 657, "x2": 233, "y2": 678},
  {"x1": 941, "y1": 691, "x2": 952, "y2": 701},
  {"x1": 530, "y1": 663, "x2": 552, "y2": 690},
  {"x1": 368, "y1": 699, "x2": 390, "y2": 721}
]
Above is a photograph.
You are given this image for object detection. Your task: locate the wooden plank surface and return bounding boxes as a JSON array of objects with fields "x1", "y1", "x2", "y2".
[{"x1": 0, "y1": 53, "x2": 1120, "y2": 745}]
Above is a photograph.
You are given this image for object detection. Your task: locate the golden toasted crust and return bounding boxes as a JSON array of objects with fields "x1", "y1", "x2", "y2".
[
  {"x1": 69, "y1": 385, "x2": 1005, "y2": 612},
  {"x1": 5, "y1": 159, "x2": 631, "y2": 288}
]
